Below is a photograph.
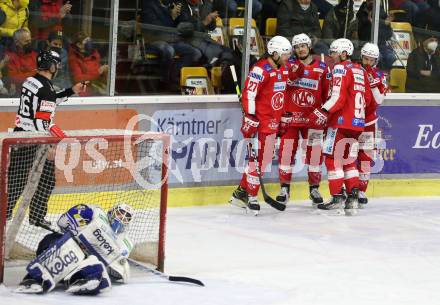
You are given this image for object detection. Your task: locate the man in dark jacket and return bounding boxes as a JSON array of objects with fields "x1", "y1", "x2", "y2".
[
  {"x1": 141, "y1": 0, "x2": 202, "y2": 89},
  {"x1": 322, "y1": 0, "x2": 357, "y2": 41},
  {"x1": 276, "y1": 0, "x2": 328, "y2": 53},
  {"x1": 406, "y1": 36, "x2": 440, "y2": 92},
  {"x1": 357, "y1": 0, "x2": 396, "y2": 70}
]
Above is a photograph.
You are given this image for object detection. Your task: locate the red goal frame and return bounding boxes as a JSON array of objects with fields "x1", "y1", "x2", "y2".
[{"x1": 0, "y1": 133, "x2": 170, "y2": 283}]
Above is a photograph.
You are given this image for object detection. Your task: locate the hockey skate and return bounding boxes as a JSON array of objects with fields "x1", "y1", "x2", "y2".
[
  {"x1": 228, "y1": 186, "x2": 248, "y2": 209},
  {"x1": 29, "y1": 218, "x2": 52, "y2": 228},
  {"x1": 309, "y1": 185, "x2": 323, "y2": 207},
  {"x1": 317, "y1": 194, "x2": 345, "y2": 215},
  {"x1": 246, "y1": 196, "x2": 260, "y2": 216},
  {"x1": 358, "y1": 191, "x2": 368, "y2": 208},
  {"x1": 276, "y1": 184, "x2": 290, "y2": 206},
  {"x1": 15, "y1": 278, "x2": 43, "y2": 294},
  {"x1": 345, "y1": 188, "x2": 359, "y2": 216}
]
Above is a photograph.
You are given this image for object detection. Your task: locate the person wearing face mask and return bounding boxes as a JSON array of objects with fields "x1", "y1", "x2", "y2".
[
  {"x1": 406, "y1": 36, "x2": 440, "y2": 92},
  {"x1": 46, "y1": 30, "x2": 71, "y2": 89},
  {"x1": 5, "y1": 28, "x2": 37, "y2": 92},
  {"x1": 68, "y1": 31, "x2": 108, "y2": 96},
  {"x1": 0, "y1": 0, "x2": 29, "y2": 51}
]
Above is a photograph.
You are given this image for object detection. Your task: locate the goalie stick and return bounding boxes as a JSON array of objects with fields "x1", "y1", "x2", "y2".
[
  {"x1": 229, "y1": 65, "x2": 286, "y2": 212},
  {"x1": 35, "y1": 222, "x2": 205, "y2": 287}
]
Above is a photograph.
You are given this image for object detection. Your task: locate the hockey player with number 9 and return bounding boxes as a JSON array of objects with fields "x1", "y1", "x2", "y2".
[
  {"x1": 16, "y1": 203, "x2": 134, "y2": 295},
  {"x1": 228, "y1": 35, "x2": 304, "y2": 215},
  {"x1": 307, "y1": 38, "x2": 373, "y2": 216}
]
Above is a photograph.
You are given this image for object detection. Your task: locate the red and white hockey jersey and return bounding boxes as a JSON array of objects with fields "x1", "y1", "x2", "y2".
[
  {"x1": 364, "y1": 66, "x2": 387, "y2": 126},
  {"x1": 322, "y1": 60, "x2": 373, "y2": 132},
  {"x1": 241, "y1": 58, "x2": 292, "y2": 134},
  {"x1": 285, "y1": 58, "x2": 331, "y2": 127}
]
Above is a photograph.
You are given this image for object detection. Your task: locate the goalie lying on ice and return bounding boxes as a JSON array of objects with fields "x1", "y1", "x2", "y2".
[{"x1": 16, "y1": 203, "x2": 134, "y2": 295}]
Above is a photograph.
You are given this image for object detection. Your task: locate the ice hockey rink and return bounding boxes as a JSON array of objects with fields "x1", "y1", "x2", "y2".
[{"x1": 2, "y1": 196, "x2": 440, "y2": 305}]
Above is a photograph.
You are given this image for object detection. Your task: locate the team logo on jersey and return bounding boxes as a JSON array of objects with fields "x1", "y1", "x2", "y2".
[
  {"x1": 249, "y1": 72, "x2": 264, "y2": 82},
  {"x1": 40, "y1": 100, "x2": 56, "y2": 112},
  {"x1": 354, "y1": 84, "x2": 365, "y2": 92},
  {"x1": 352, "y1": 118, "x2": 365, "y2": 127},
  {"x1": 313, "y1": 68, "x2": 324, "y2": 74},
  {"x1": 292, "y1": 89, "x2": 316, "y2": 107},
  {"x1": 337, "y1": 116, "x2": 344, "y2": 125},
  {"x1": 332, "y1": 68, "x2": 346, "y2": 76},
  {"x1": 292, "y1": 78, "x2": 319, "y2": 90},
  {"x1": 273, "y1": 81, "x2": 286, "y2": 92},
  {"x1": 271, "y1": 92, "x2": 284, "y2": 110},
  {"x1": 304, "y1": 70, "x2": 309, "y2": 76}
]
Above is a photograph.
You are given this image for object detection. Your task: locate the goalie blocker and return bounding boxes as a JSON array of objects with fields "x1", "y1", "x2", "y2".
[{"x1": 17, "y1": 204, "x2": 133, "y2": 295}]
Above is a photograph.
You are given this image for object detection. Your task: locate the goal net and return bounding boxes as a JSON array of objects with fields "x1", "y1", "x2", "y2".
[{"x1": 0, "y1": 129, "x2": 169, "y2": 283}]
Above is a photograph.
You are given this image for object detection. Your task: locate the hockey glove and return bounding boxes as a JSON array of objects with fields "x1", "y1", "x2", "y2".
[
  {"x1": 289, "y1": 61, "x2": 305, "y2": 80},
  {"x1": 49, "y1": 123, "x2": 66, "y2": 138},
  {"x1": 241, "y1": 114, "x2": 259, "y2": 138},
  {"x1": 279, "y1": 112, "x2": 293, "y2": 136},
  {"x1": 307, "y1": 108, "x2": 328, "y2": 127}
]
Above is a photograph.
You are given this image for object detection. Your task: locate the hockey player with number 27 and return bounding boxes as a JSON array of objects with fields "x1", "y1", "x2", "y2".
[
  {"x1": 307, "y1": 38, "x2": 373, "y2": 216},
  {"x1": 229, "y1": 35, "x2": 304, "y2": 215},
  {"x1": 16, "y1": 203, "x2": 134, "y2": 295},
  {"x1": 357, "y1": 42, "x2": 387, "y2": 207},
  {"x1": 277, "y1": 33, "x2": 331, "y2": 207}
]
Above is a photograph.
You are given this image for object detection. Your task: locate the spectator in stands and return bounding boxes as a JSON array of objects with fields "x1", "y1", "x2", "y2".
[
  {"x1": 5, "y1": 28, "x2": 37, "y2": 94},
  {"x1": 357, "y1": 0, "x2": 396, "y2": 71},
  {"x1": 322, "y1": 0, "x2": 358, "y2": 41},
  {"x1": 259, "y1": 0, "x2": 281, "y2": 34},
  {"x1": 177, "y1": 0, "x2": 218, "y2": 32},
  {"x1": 29, "y1": 0, "x2": 71, "y2": 41},
  {"x1": 312, "y1": 0, "x2": 332, "y2": 18},
  {"x1": 415, "y1": 0, "x2": 440, "y2": 31},
  {"x1": 276, "y1": 0, "x2": 328, "y2": 54},
  {"x1": 0, "y1": 0, "x2": 29, "y2": 52},
  {"x1": 0, "y1": 55, "x2": 10, "y2": 96},
  {"x1": 46, "y1": 30, "x2": 70, "y2": 89},
  {"x1": 390, "y1": 0, "x2": 429, "y2": 24},
  {"x1": 68, "y1": 31, "x2": 107, "y2": 96},
  {"x1": 406, "y1": 36, "x2": 440, "y2": 92},
  {"x1": 141, "y1": 0, "x2": 202, "y2": 90}
]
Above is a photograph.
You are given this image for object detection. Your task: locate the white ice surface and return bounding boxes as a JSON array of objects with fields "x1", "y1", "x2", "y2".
[{"x1": 2, "y1": 197, "x2": 440, "y2": 305}]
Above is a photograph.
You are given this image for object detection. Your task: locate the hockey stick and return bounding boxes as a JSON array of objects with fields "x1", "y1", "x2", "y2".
[
  {"x1": 127, "y1": 259, "x2": 205, "y2": 287},
  {"x1": 229, "y1": 65, "x2": 286, "y2": 211},
  {"x1": 36, "y1": 222, "x2": 205, "y2": 287}
]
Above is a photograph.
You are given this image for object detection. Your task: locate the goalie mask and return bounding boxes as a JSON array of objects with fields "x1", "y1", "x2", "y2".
[{"x1": 108, "y1": 203, "x2": 134, "y2": 234}]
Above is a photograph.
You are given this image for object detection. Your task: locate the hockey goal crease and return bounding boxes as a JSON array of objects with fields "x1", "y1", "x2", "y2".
[{"x1": 0, "y1": 129, "x2": 170, "y2": 284}]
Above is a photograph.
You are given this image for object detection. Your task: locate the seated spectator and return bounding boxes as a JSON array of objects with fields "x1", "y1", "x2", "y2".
[
  {"x1": 68, "y1": 31, "x2": 107, "y2": 96},
  {"x1": 415, "y1": 0, "x2": 440, "y2": 31},
  {"x1": 46, "y1": 30, "x2": 70, "y2": 89},
  {"x1": 322, "y1": 0, "x2": 358, "y2": 41},
  {"x1": 357, "y1": 0, "x2": 396, "y2": 71},
  {"x1": 5, "y1": 28, "x2": 37, "y2": 93},
  {"x1": 177, "y1": 0, "x2": 218, "y2": 33},
  {"x1": 0, "y1": 55, "x2": 10, "y2": 96},
  {"x1": 29, "y1": 0, "x2": 72, "y2": 41},
  {"x1": 0, "y1": 0, "x2": 29, "y2": 51},
  {"x1": 276, "y1": 0, "x2": 327, "y2": 54},
  {"x1": 141, "y1": 0, "x2": 202, "y2": 89},
  {"x1": 259, "y1": 0, "x2": 282, "y2": 34},
  {"x1": 390, "y1": 0, "x2": 429, "y2": 24},
  {"x1": 311, "y1": 0, "x2": 332, "y2": 18},
  {"x1": 406, "y1": 36, "x2": 440, "y2": 92}
]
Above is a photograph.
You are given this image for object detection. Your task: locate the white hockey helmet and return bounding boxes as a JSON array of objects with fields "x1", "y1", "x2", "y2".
[
  {"x1": 108, "y1": 203, "x2": 134, "y2": 233},
  {"x1": 267, "y1": 35, "x2": 292, "y2": 56},
  {"x1": 361, "y1": 42, "x2": 380, "y2": 59},
  {"x1": 292, "y1": 33, "x2": 312, "y2": 48},
  {"x1": 329, "y1": 38, "x2": 354, "y2": 56}
]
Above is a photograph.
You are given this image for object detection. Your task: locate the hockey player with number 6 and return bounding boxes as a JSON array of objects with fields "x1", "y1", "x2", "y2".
[
  {"x1": 357, "y1": 42, "x2": 387, "y2": 207},
  {"x1": 17, "y1": 203, "x2": 134, "y2": 295},
  {"x1": 307, "y1": 38, "x2": 373, "y2": 216},
  {"x1": 277, "y1": 33, "x2": 331, "y2": 207},
  {"x1": 229, "y1": 35, "x2": 304, "y2": 215}
]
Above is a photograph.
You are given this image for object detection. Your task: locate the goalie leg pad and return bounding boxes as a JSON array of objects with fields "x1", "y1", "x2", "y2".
[
  {"x1": 65, "y1": 255, "x2": 111, "y2": 295},
  {"x1": 24, "y1": 232, "x2": 86, "y2": 293}
]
